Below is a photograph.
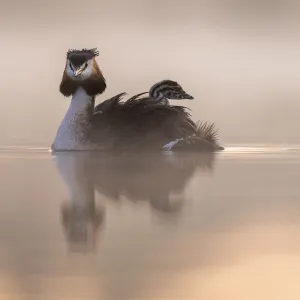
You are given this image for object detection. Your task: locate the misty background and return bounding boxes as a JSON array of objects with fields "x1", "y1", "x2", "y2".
[{"x1": 1, "y1": 0, "x2": 300, "y2": 146}]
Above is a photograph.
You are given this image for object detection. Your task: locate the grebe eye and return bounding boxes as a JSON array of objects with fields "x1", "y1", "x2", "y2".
[{"x1": 69, "y1": 63, "x2": 74, "y2": 71}]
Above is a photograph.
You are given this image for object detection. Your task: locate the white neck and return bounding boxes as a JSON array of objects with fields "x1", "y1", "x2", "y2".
[
  {"x1": 160, "y1": 97, "x2": 170, "y2": 105},
  {"x1": 155, "y1": 95, "x2": 169, "y2": 105},
  {"x1": 52, "y1": 87, "x2": 94, "y2": 151}
]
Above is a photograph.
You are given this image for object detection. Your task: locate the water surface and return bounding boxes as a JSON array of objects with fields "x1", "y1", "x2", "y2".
[{"x1": 0, "y1": 146, "x2": 299, "y2": 300}]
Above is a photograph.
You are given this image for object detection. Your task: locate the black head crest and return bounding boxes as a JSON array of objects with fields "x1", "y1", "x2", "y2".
[
  {"x1": 66, "y1": 48, "x2": 99, "y2": 67},
  {"x1": 67, "y1": 48, "x2": 99, "y2": 58}
]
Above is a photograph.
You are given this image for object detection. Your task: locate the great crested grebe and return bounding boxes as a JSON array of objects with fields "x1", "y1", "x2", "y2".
[{"x1": 52, "y1": 48, "x2": 224, "y2": 152}]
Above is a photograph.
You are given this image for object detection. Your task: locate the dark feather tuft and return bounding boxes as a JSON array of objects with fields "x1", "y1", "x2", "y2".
[
  {"x1": 67, "y1": 48, "x2": 99, "y2": 59},
  {"x1": 195, "y1": 121, "x2": 219, "y2": 144},
  {"x1": 94, "y1": 93, "x2": 127, "y2": 113},
  {"x1": 126, "y1": 92, "x2": 149, "y2": 105}
]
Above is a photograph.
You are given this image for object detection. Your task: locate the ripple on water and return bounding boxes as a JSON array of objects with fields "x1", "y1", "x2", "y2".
[{"x1": 0, "y1": 144, "x2": 299, "y2": 160}]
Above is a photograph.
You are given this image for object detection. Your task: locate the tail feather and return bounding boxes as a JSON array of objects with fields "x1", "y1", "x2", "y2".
[
  {"x1": 163, "y1": 136, "x2": 217, "y2": 152},
  {"x1": 163, "y1": 121, "x2": 224, "y2": 152},
  {"x1": 195, "y1": 121, "x2": 219, "y2": 143}
]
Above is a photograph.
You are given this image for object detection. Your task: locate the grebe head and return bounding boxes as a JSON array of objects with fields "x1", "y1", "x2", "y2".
[
  {"x1": 59, "y1": 48, "x2": 107, "y2": 97},
  {"x1": 149, "y1": 80, "x2": 194, "y2": 102}
]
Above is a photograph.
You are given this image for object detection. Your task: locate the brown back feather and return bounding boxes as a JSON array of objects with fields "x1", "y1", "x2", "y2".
[
  {"x1": 90, "y1": 93, "x2": 197, "y2": 150},
  {"x1": 94, "y1": 92, "x2": 127, "y2": 114}
]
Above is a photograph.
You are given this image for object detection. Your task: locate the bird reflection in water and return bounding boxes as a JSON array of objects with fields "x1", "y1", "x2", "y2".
[
  {"x1": 60, "y1": 200, "x2": 105, "y2": 253},
  {"x1": 53, "y1": 151, "x2": 216, "y2": 252}
]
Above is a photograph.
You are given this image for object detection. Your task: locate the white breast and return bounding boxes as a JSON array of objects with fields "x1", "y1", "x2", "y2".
[{"x1": 52, "y1": 87, "x2": 93, "y2": 151}]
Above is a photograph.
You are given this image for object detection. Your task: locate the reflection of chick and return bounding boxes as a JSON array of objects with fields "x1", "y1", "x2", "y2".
[{"x1": 60, "y1": 201, "x2": 105, "y2": 253}]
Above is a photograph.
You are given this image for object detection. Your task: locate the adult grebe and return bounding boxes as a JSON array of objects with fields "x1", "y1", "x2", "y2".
[{"x1": 52, "y1": 48, "x2": 224, "y2": 152}]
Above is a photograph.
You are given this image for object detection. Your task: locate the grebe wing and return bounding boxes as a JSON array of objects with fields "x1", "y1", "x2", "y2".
[
  {"x1": 93, "y1": 92, "x2": 149, "y2": 114},
  {"x1": 94, "y1": 92, "x2": 127, "y2": 114},
  {"x1": 90, "y1": 94, "x2": 197, "y2": 150}
]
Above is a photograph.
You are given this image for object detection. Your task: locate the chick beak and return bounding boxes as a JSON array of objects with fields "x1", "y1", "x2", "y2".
[{"x1": 184, "y1": 93, "x2": 194, "y2": 100}]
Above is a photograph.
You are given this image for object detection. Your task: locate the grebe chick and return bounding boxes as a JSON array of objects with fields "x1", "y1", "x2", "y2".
[
  {"x1": 148, "y1": 79, "x2": 194, "y2": 105},
  {"x1": 94, "y1": 80, "x2": 193, "y2": 114}
]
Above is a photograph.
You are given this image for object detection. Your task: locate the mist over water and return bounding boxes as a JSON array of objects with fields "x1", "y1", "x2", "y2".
[
  {"x1": 0, "y1": 0, "x2": 300, "y2": 146},
  {"x1": 1, "y1": 1, "x2": 300, "y2": 299}
]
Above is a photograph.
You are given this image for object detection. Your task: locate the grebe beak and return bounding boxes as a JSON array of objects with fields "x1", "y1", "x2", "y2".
[{"x1": 74, "y1": 66, "x2": 85, "y2": 77}]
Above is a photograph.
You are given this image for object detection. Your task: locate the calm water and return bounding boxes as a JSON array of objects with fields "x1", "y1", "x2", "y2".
[{"x1": 1, "y1": 146, "x2": 300, "y2": 299}]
